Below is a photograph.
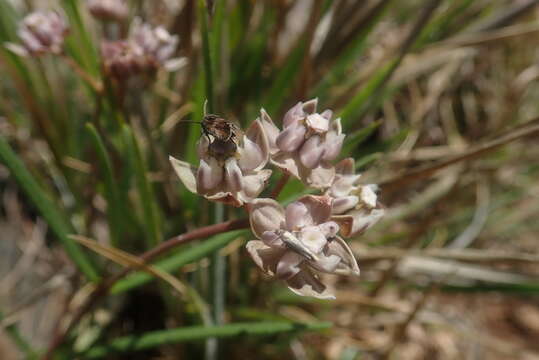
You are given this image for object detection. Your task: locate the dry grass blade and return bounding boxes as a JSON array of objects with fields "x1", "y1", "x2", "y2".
[
  {"x1": 71, "y1": 235, "x2": 189, "y2": 297},
  {"x1": 71, "y1": 235, "x2": 213, "y2": 325},
  {"x1": 380, "y1": 119, "x2": 539, "y2": 193}
]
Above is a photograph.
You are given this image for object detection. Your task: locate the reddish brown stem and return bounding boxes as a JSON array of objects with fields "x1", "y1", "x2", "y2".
[
  {"x1": 41, "y1": 217, "x2": 249, "y2": 360},
  {"x1": 270, "y1": 173, "x2": 290, "y2": 199}
]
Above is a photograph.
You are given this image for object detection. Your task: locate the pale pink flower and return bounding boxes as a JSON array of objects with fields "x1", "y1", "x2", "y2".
[
  {"x1": 327, "y1": 158, "x2": 384, "y2": 238},
  {"x1": 170, "y1": 119, "x2": 272, "y2": 207},
  {"x1": 130, "y1": 19, "x2": 185, "y2": 72},
  {"x1": 88, "y1": 0, "x2": 129, "y2": 22},
  {"x1": 259, "y1": 99, "x2": 345, "y2": 188},
  {"x1": 6, "y1": 11, "x2": 68, "y2": 57},
  {"x1": 100, "y1": 40, "x2": 142, "y2": 79},
  {"x1": 246, "y1": 195, "x2": 360, "y2": 299}
]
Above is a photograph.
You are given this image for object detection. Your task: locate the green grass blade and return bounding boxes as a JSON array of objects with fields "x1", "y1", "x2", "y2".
[
  {"x1": 198, "y1": 0, "x2": 214, "y2": 112},
  {"x1": 85, "y1": 123, "x2": 124, "y2": 247},
  {"x1": 341, "y1": 120, "x2": 381, "y2": 154},
  {"x1": 111, "y1": 230, "x2": 249, "y2": 294},
  {"x1": 81, "y1": 321, "x2": 332, "y2": 358},
  {"x1": 123, "y1": 125, "x2": 162, "y2": 247},
  {"x1": 61, "y1": 0, "x2": 100, "y2": 77},
  {"x1": 0, "y1": 311, "x2": 38, "y2": 359},
  {"x1": 0, "y1": 135, "x2": 99, "y2": 281},
  {"x1": 312, "y1": 0, "x2": 393, "y2": 98},
  {"x1": 337, "y1": 59, "x2": 398, "y2": 128},
  {"x1": 263, "y1": 41, "x2": 307, "y2": 115}
]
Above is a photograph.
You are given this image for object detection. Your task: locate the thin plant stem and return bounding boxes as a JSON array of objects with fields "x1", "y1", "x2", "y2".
[
  {"x1": 41, "y1": 217, "x2": 249, "y2": 360},
  {"x1": 270, "y1": 173, "x2": 291, "y2": 199},
  {"x1": 60, "y1": 54, "x2": 103, "y2": 94}
]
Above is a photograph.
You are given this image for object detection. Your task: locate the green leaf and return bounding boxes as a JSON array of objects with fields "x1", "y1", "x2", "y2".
[
  {"x1": 0, "y1": 135, "x2": 99, "y2": 281},
  {"x1": 123, "y1": 125, "x2": 162, "y2": 247},
  {"x1": 85, "y1": 123, "x2": 124, "y2": 247},
  {"x1": 111, "y1": 230, "x2": 248, "y2": 294},
  {"x1": 81, "y1": 321, "x2": 332, "y2": 358},
  {"x1": 341, "y1": 120, "x2": 381, "y2": 155},
  {"x1": 263, "y1": 41, "x2": 307, "y2": 115},
  {"x1": 337, "y1": 59, "x2": 398, "y2": 128},
  {"x1": 61, "y1": 0, "x2": 100, "y2": 77}
]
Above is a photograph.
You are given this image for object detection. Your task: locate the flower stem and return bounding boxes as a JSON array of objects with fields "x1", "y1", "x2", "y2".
[
  {"x1": 270, "y1": 173, "x2": 291, "y2": 199},
  {"x1": 41, "y1": 217, "x2": 249, "y2": 360},
  {"x1": 60, "y1": 54, "x2": 104, "y2": 94}
]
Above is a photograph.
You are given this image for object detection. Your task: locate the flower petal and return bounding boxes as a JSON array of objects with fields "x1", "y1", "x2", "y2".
[
  {"x1": 306, "y1": 113, "x2": 329, "y2": 133},
  {"x1": 309, "y1": 253, "x2": 341, "y2": 274},
  {"x1": 224, "y1": 158, "x2": 243, "y2": 192},
  {"x1": 169, "y1": 156, "x2": 197, "y2": 193},
  {"x1": 306, "y1": 163, "x2": 335, "y2": 189},
  {"x1": 299, "y1": 135, "x2": 325, "y2": 169},
  {"x1": 302, "y1": 98, "x2": 318, "y2": 115},
  {"x1": 240, "y1": 169, "x2": 272, "y2": 200},
  {"x1": 286, "y1": 268, "x2": 335, "y2": 300},
  {"x1": 276, "y1": 251, "x2": 304, "y2": 279},
  {"x1": 196, "y1": 157, "x2": 223, "y2": 193},
  {"x1": 299, "y1": 226, "x2": 327, "y2": 254},
  {"x1": 319, "y1": 221, "x2": 340, "y2": 238},
  {"x1": 246, "y1": 240, "x2": 286, "y2": 276},
  {"x1": 325, "y1": 236, "x2": 360, "y2": 276},
  {"x1": 261, "y1": 231, "x2": 285, "y2": 247},
  {"x1": 249, "y1": 198, "x2": 285, "y2": 238},
  {"x1": 283, "y1": 102, "x2": 303, "y2": 128},
  {"x1": 285, "y1": 201, "x2": 312, "y2": 230},
  {"x1": 328, "y1": 173, "x2": 361, "y2": 198},
  {"x1": 332, "y1": 195, "x2": 359, "y2": 214},
  {"x1": 296, "y1": 195, "x2": 332, "y2": 225},
  {"x1": 259, "y1": 108, "x2": 280, "y2": 154},
  {"x1": 243, "y1": 119, "x2": 269, "y2": 169},
  {"x1": 322, "y1": 133, "x2": 345, "y2": 161},
  {"x1": 238, "y1": 137, "x2": 264, "y2": 171},
  {"x1": 332, "y1": 208, "x2": 384, "y2": 238},
  {"x1": 320, "y1": 109, "x2": 333, "y2": 120},
  {"x1": 359, "y1": 185, "x2": 377, "y2": 208},
  {"x1": 276, "y1": 122, "x2": 306, "y2": 152},
  {"x1": 270, "y1": 153, "x2": 301, "y2": 179}
]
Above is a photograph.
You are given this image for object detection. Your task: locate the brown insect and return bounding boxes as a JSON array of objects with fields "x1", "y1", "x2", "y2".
[
  {"x1": 201, "y1": 114, "x2": 240, "y2": 143},
  {"x1": 201, "y1": 114, "x2": 242, "y2": 160}
]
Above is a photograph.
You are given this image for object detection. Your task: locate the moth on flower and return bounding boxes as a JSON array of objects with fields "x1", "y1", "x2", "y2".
[
  {"x1": 259, "y1": 99, "x2": 345, "y2": 189},
  {"x1": 246, "y1": 195, "x2": 360, "y2": 299},
  {"x1": 170, "y1": 115, "x2": 271, "y2": 207}
]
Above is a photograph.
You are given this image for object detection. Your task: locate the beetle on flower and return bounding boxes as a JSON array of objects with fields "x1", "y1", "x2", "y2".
[{"x1": 170, "y1": 118, "x2": 272, "y2": 207}]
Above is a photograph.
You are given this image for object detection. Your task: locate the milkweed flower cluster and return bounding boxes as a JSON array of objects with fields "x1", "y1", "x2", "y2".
[
  {"x1": 102, "y1": 19, "x2": 183, "y2": 80},
  {"x1": 6, "y1": 11, "x2": 68, "y2": 57},
  {"x1": 170, "y1": 99, "x2": 384, "y2": 299},
  {"x1": 6, "y1": 3, "x2": 183, "y2": 83},
  {"x1": 246, "y1": 196, "x2": 359, "y2": 299},
  {"x1": 260, "y1": 99, "x2": 345, "y2": 188}
]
